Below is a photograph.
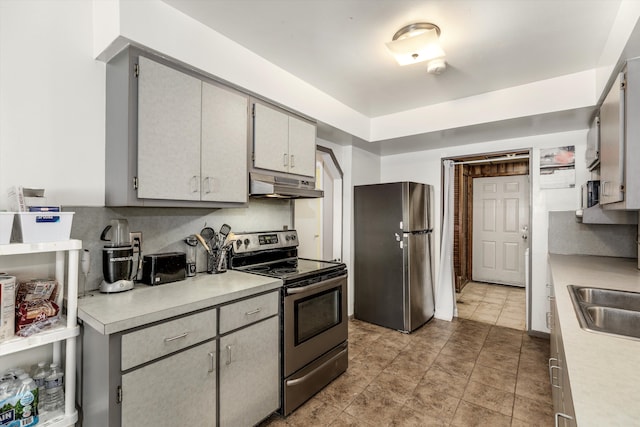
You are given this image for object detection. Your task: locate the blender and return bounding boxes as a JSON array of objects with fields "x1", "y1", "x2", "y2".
[{"x1": 99, "y1": 219, "x2": 135, "y2": 293}]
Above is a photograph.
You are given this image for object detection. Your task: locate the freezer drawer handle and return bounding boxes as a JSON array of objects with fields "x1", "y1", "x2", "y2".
[
  {"x1": 164, "y1": 332, "x2": 189, "y2": 343},
  {"x1": 285, "y1": 345, "x2": 347, "y2": 387}
]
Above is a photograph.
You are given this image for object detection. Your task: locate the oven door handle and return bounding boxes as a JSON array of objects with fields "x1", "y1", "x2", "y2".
[
  {"x1": 285, "y1": 344, "x2": 348, "y2": 386},
  {"x1": 286, "y1": 275, "x2": 346, "y2": 295}
]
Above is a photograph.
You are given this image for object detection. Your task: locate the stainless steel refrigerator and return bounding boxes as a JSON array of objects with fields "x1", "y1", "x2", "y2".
[{"x1": 354, "y1": 182, "x2": 435, "y2": 333}]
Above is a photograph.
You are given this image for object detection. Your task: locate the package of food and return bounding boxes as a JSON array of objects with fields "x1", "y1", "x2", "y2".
[
  {"x1": 15, "y1": 300, "x2": 59, "y2": 337},
  {"x1": 0, "y1": 388, "x2": 39, "y2": 427},
  {"x1": 15, "y1": 279, "x2": 58, "y2": 304},
  {"x1": 0, "y1": 276, "x2": 16, "y2": 342}
]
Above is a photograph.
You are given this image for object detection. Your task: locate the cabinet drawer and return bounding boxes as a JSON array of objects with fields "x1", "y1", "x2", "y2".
[
  {"x1": 220, "y1": 291, "x2": 279, "y2": 334},
  {"x1": 121, "y1": 309, "x2": 216, "y2": 371}
]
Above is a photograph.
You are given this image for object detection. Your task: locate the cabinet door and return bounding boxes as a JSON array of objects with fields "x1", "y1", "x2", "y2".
[
  {"x1": 220, "y1": 316, "x2": 280, "y2": 426},
  {"x1": 253, "y1": 103, "x2": 289, "y2": 173},
  {"x1": 599, "y1": 72, "x2": 625, "y2": 205},
  {"x1": 137, "y1": 56, "x2": 202, "y2": 201},
  {"x1": 121, "y1": 340, "x2": 216, "y2": 427},
  {"x1": 288, "y1": 116, "x2": 317, "y2": 178},
  {"x1": 201, "y1": 82, "x2": 249, "y2": 203}
]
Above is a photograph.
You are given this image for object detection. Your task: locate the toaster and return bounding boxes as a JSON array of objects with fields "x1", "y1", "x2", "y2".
[{"x1": 141, "y1": 252, "x2": 186, "y2": 285}]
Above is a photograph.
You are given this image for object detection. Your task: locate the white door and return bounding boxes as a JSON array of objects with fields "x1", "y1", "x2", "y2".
[
  {"x1": 472, "y1": 175, "x2": 529, "y2": 286},
  {"x1": 295, "y1": 149, "x2": 343, "y2": 261},
  {"x1": 296, "y1": 159, "x2": 323, "y2": 259}
]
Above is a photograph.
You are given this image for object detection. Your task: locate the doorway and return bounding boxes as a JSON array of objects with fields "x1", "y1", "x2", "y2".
[
  {"x1": 294, "y1": 146, "x2": 343, "y2": 261},
  {"x1": 446, "y1": 151, "x2": 531, "y2": 330}
]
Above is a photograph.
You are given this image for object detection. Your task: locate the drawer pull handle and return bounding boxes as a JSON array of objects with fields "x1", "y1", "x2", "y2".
[
  {"x1": 226, "y1": 345, "x2": 232, "y2": 365},
  {"x1": 164, "y1": 332, "x2": 189, "y2": 343},
  {"x1": 245, "y1": 308, "x2": 262, "y2": 316},
  {"x1": 555, "y1": 412, "x2": 573, "y2": 427}
]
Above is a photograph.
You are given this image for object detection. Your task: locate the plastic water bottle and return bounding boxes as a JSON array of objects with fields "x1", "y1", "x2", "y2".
[
  {"x1": 16, "y1": 378, "x2": 38, "y2": 418},
  {"x1": 44, "y1": 363, "x2": 64, "y2": 413},
  {"x1": 43, "y1": 386, "x2": 64, "y2": 412},
  {"x1": 45, "y1": 363, "x2": 64, "y2": 389},
  {"x1": 32, "y1": 362, "x2": 47, "y2": 411}
]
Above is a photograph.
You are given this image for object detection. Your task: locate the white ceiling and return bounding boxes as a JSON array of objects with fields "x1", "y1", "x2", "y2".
[{"x1": 162, "y1": 0, "x2": 621, "y2": 119}]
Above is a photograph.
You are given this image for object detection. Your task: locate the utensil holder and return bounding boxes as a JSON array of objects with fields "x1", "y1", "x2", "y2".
[
  {"x1": 206, "y1": 251, "x2": 215, "y2": 274},
  {"x1": 207, "y1": 248, "x2": 227, "y2": 274}
]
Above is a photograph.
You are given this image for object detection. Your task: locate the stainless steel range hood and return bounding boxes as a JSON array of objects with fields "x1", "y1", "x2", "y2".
[{"x1": 250, "y1": 173, "x2": 324, "y2": 199}]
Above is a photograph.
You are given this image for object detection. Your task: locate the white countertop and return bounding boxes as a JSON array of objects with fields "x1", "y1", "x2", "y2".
[
  {"x1": 548, "y1": 254, "x2": 640, "y2": 426},
  {"x1": 77, "y1": 271, "x2": 282, "y2": 335}
]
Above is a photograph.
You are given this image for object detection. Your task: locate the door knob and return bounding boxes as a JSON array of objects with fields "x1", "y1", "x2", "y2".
[{"x1": 522, "y1": 234, "x2": 528, "y2": 240}]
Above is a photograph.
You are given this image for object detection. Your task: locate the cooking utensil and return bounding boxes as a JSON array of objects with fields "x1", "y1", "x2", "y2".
[
  {"x1": 200, "y1": 227, "x2": 216, "y2": 249},
  {"x1": 218, "y1": 224, "x2": 231, "y2": 249},
  {"x1": 194, "y1": 233, "x2": 212, "y2": 254}
]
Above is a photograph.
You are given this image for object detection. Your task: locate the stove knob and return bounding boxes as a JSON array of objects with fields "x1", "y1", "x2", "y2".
[
  {"x1": 244, "y1": 238, "x2": 250, "y2": 247},
  {"x1": 285, "y1": 235, "x2": 291, "y2": 241},
  {"x1": 236, "y1": 240, "x2": 242, "y2": 249},
  {"x1": 291, "y1": 234, "x2": 296, "y2": 241}
]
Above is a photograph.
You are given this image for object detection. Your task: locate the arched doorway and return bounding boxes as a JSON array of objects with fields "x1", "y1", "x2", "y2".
[{"x1": 294, "y1": 146, "x2": 343, "y2": 261}]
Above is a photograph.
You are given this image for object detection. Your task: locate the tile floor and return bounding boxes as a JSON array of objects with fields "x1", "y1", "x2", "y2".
[
  {"x1": 261, "y1": 317, "x2": 552, "y2": 426},
  {"x1": 456, "y1": 282, "x2": 526, "y2": 331}
]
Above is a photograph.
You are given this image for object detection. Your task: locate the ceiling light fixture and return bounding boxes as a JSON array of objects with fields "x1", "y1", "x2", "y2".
[{"x1": 386, "y1": 22, "x2": 446, "y2": 74}]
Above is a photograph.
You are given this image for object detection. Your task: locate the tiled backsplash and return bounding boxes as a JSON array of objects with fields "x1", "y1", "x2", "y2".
[
  {"x1": 548, "y1": 210, "x2": 638, "y2": 258},
  {"x1": 68, "y1": 199, "x2": 292, "y2": 293}
]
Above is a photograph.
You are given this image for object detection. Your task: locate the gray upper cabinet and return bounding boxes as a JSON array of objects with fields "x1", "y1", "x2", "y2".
[
  {"x1": 599, "y1": 58, "x2": 640, "y2": 210},
  {"x1": 137, "y1": 56, "x2": 202, "y2": 201},
  {"x1": 253, "y1": 102, "x2": 316, "y2": 178},
  {"x1": 106, "y1": 49, "x2": 249, "y2": 207},
  {"x1": 201, "y1": 82, "x2": 248, "y2": 203},
  {"x1": 599, "y1": 72, "x2": 624, "y2": 205}
]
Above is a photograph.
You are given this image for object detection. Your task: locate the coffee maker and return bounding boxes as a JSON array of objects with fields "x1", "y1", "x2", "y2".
[{"x1": 100, "y1": 219, "x2": 135, "y2": 293}]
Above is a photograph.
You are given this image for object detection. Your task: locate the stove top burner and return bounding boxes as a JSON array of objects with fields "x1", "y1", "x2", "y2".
[{"x1": 272, "y1": 267, "x2": 298, "y2": 275}]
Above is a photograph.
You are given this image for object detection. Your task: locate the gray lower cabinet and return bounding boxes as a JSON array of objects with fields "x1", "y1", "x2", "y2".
[
  {"x1": 121, "y1": 341, "x2": 216, "y2": 427},
  {"x1": 549, "y1": 293, "x2": 576, "y2": 427},
  {"x1": 219, "y1": 316, "x2": 280, "y2": 426},
  {"x1": 81, "y1": 291, "x2": 280, "y2": 427}
]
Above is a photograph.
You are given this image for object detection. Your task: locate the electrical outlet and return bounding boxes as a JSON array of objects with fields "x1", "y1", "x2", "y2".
[{"x1": 130, "y1": 231, "x2": 143, "y2": 254}]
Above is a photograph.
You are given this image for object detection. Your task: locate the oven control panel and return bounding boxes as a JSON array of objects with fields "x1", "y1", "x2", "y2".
[{"x1": 232, "y1": 230, "x2": 298, "y2": 254}]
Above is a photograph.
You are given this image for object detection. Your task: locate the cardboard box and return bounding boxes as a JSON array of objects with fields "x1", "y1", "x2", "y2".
[{"x1": 0, "y1": 276, "x2": 15, "y2": 342}]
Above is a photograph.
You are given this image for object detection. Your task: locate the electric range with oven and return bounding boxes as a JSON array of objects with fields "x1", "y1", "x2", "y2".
[{"x1": 229, "y1": 230, "x2": 348, "y2": 416}]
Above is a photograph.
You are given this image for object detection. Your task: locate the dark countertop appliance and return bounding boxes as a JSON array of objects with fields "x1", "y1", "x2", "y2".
[
  {"x1": 354, "y1": 182, "x2": 436, "y2": 332},
  {"x1": 141, "y1": 252, "x2": 186, "y2": 285},
  {"x1": 229, "y1": 230, "x2": 347, "y2": 416}
]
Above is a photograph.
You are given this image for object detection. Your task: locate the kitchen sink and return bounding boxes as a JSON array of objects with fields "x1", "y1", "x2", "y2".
[
  {"x1": 572, "y1": 286, "x2": 640, "y2": 312},
  {"x1": 568, "y1": 285, "x2": 640, "y2": 341},
  {"x1": 582, "y1": 306, "x2": 640, "y2": 340}
]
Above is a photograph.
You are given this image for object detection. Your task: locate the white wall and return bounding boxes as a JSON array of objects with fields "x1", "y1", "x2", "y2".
[
  {"x1": 0, "y1": 0, "x2": 106, "y2": 209},
  {"x1": 318, "y1": 139, "x2": 381, "y2": 315},
  {"x1": 381, "y1": 130, "x2": 588, "y2": 332}
]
